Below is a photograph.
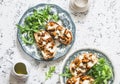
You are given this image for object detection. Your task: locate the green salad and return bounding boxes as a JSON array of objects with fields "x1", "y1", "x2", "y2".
[
  {"x1": 17, "y1": 5, "x2": 59, "y2": 45},
  {"x1": 87, "y1": 58, "x2": 113, "y2": 84}
]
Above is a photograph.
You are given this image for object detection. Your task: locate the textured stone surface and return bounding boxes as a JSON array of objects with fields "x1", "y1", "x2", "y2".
[{"x1": 0, "y1": 0, "x2": 120, "y2": 84}]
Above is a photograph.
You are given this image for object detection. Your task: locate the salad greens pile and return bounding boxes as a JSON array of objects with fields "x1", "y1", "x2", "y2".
[
  {"x1": 17, "y1": 5, "x2": 59, "y2": 45},
  {"x1": 87, "y1": 58, "x2": 113, "y2": 84},
  {"x1": 60, "y1": 66, "x2": 72, "y2": 78},
  {"x1": 45, "y1": 66, "x2": 56, "y2": 80}
]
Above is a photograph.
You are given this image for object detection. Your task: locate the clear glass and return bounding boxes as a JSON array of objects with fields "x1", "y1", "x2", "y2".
[{"x1": 69, "y1": 0, "x2": 89, "y2": 12}]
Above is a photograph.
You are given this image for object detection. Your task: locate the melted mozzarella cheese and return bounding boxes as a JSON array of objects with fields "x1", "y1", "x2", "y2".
[
  {"x1": 87, "y1": 62, "x2": 94, "y2": 68},
  {"x1": 83, "y1": 80, "x2": 90, "y2": 84},
  {"x1": 75, "y1": 78, "x2": 80, "y2": 84},
  {"x1": 47, "y1": 24, "x2": 58, "y2": 30},
  {"x1": 79, "y1": 55, "x2": 84, "y2": 60},
  {"x1": 43, "y1": 34, "x2": 50, "y2": 40}
]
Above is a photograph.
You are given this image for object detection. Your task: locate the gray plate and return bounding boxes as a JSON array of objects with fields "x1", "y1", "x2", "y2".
[
  {"x1": 60, "y1": 49, "x2": 114, "y2": 84},
  {"x1": 17, "y1": 4, "x2": 76, "y2": 61}
]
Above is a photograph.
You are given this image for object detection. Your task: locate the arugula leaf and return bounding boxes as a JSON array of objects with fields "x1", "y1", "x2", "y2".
[
  {"x1": 60, "y1": 66, "x2": 72, "y2": 78},
  {"x1": 52, "y1": 14, "x2": 59, "y2": 22},
  {"x1": 45, "y1": 66, "x2": 56, "y2": 80},
  {"x1": 87, "y1": 58, "x2": 113, "y2": 84},
  {"x1": 22, "y1": 36, "x2": 34, "y2": 45}
]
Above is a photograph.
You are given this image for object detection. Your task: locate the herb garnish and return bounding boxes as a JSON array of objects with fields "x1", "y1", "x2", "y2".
[
  {"x1": 17, "y1": 5, "x2": 59, "y2": 44},
  {"x1": 45, "y1": 66, "x2": 56, "y2": 80},
  {"x1": 87, "y1": 58, "x2": 113, "y2": 84},
  {"x1": 60, "y1": 66, "x2": 72, "y2": 78}
]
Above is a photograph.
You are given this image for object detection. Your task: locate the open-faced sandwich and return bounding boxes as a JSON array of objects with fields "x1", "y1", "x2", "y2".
[
  {"x1": 34, "y1": 30, "x2": 57, "y2": 60},
  {"x1": 46, "y1": 22, "x2": 73, "y2": 45},
  {"x1": 67, "y1": 76, "x2": 94, "y2": 84},
  {"x1": 70, "y1": 53, "x2": 98, "y2": 76},
  {"x1": 33, "y1": 21, "x2": 73, "y2": 60}
]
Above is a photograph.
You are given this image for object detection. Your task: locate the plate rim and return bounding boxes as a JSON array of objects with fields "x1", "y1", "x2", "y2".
[
  {"x1": 17, "y1": 3, "x2": 76, "y2": 61},
  {"x1": 60, "y1": 48, "x2": 115, "y2": 84}
]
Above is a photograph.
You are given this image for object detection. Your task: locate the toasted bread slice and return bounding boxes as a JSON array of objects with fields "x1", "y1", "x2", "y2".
[
  {"x1": 67, "y1": 76, "x2": 80, "y2": 84},
  {"x1": 70, "y1": 53, "x2": 98, "y2": 76},
  {"x1": 80, "y1": 75, "x2": 94, "y2": 84},
  {"x1": 46, "y1": 22, "x2": 72, "y2": 45},
  {"x1": 34, "y1": 30, "x2": 57, "y2": 60},
  {"x1": 67, "y1": 76, "x2": 94, "y2": 84},
  {"x1": 46, "y1": 22, "x2": 59, "y2": 31}
]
